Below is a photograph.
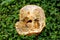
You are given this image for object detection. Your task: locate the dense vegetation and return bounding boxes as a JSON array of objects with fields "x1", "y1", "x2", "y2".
[{"x1": 0, "y1": 0, "x2": 60, "y2": 40}]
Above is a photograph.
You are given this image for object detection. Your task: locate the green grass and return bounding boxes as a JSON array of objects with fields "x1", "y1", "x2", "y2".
[{"x1": 0, "y1": 0, "x2": 60, "y2": 40}]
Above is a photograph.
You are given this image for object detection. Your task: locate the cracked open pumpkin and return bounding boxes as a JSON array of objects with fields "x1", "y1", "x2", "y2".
[{"x1": 15, "y1": 5, "x2": 46, "y2": 35}]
